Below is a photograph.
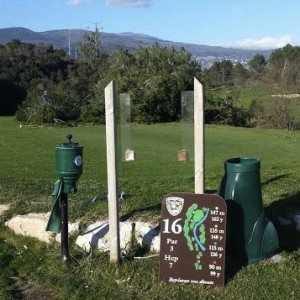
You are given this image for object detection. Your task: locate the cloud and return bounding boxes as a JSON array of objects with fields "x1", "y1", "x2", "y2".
[
  {"x1": 106, "y1": 0, "x2": 150, "y2": 7},
  {"x1": 234, "y1": 35, "x2": 293, "y2": 50},
  {"x1": 68, "y1": 0, "x2": 87, "y2": 6}
]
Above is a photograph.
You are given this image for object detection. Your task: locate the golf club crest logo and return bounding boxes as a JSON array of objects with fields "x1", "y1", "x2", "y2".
[{"x1": 166, "y1": 197, "x2": 184, "y2": 216}]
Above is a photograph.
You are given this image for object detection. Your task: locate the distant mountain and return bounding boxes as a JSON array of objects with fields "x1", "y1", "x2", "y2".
[{"x1": 0, "y1": 27, "x2": 272, "y2": 68}]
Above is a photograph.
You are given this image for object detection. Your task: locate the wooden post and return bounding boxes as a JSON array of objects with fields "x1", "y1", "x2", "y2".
[
  {"x1": 194, "y1": 78, "x2": 205, "y2": 194},
  {"x1": 105, "y1": 81, "x2": 120, "y2": 263}
]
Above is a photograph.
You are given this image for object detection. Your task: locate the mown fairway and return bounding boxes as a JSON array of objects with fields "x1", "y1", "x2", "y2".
[{"x1": 0, "y1": 117, "x2": 300, "y2": 299}]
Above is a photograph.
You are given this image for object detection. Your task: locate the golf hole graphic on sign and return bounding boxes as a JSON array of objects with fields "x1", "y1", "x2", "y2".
[{"x1": 159, "y1": 193, "x2": 227, "y2": 287}]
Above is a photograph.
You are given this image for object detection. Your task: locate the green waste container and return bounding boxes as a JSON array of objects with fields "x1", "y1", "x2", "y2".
[{"x1": 219, "y1": 157, "x2": 279, "y2": 264}]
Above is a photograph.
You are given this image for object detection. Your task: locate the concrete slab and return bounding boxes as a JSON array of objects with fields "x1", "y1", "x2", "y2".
[
  {"x1": 0, "y1": 204, "x2": 10, "y2": 216},
  {"x1": 5, "y1": 212, "x2": 79, "y2": 243},
  {"x1": 76, "y1": 220, "x2": 160, "y2": 253}
]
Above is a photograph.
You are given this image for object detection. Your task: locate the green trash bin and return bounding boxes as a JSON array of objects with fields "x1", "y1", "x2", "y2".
[{"x1": 219, "y1": 157, "x2": 279, "y2": 264}]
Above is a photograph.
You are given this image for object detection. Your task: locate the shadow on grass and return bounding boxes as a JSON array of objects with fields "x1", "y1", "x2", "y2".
[
  {"x1": 120, "y1": 203, "x2": 161, "y2": 221},
  {"x1": 262, "y1": 174, "x2": 290, "y2": 186},
  {"x1": 266, "y1": 191, "x2": 300, "y2": 252},
  {"x1": 224, "y1": 200, "x2": 247, "y2": 284}
]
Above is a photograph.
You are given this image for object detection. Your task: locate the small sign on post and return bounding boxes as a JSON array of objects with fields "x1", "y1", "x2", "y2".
[{"x1": 159, "y1": 193, "x2": 227, "y2": 287}]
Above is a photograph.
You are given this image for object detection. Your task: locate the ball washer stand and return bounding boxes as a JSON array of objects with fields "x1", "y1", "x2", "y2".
[{"x1": 46, "y1": 134, "x2": 83, "y2": 262}]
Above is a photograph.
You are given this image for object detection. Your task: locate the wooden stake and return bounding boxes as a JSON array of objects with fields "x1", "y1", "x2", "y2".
[
  {"x1": 105, "y1": 81, "x2": 120, "y2": 263},
  {"x1": 194, "y1": 78, "x2": 205, "y2": 194}
]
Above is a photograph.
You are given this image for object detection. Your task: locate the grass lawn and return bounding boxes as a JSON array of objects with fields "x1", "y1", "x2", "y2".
[{"x1": 0, "y1": 117, "x2": 300, "y2": 299}]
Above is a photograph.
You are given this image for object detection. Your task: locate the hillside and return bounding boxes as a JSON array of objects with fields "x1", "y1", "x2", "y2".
[{"x1": 0, "y1": 27, "x2": 271, "y2": 67}]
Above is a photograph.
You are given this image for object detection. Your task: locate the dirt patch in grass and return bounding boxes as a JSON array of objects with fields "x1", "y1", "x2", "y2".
[{"x1": 11, "y1": 279, "x2": 59, "y2": 300}]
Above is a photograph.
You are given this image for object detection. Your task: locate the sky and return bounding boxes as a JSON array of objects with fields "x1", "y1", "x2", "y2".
[{"x1": 0, "y1": 0, "x2": 299, "y2": 49}]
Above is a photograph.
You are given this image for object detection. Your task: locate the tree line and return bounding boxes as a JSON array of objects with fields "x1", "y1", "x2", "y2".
[
  {"x1": 0, "y1": 30, "x2": 299, "y2": 129},
  {"x1": 203, "y1": 44, "x2": 300, "y2": 88}
]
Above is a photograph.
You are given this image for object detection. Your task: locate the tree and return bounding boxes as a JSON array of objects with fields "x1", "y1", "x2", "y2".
[
  {"x1": 267, "y1": 44, "x2": 300, "y2": 84},
  {"x1": 205, "y1": 88, "x2": 248, "y2": 127},
  {"x1": 1, "y1": 40, "x2": 74, "y2": 116},
  {"x1": 81, "y1": 45, "x2": 201, "y2": 123},
  {"x1": 0, "y1": 79, "x2": 26, "y2": 115},
  {"x1": 251, "y1": 97, "x2": 300, "y2": 130},
  {"x1": 117, "y1": 45, "x2": 201, "y2": 123},
  {"x1": 16, "y1": 83, "x2": 83, "y2": 124},
  {"x1": 233, "y1": 63, "x2": 249, "y2": 85},
  {"x1": 203, "y1": 60, "x2": 234, "y2": 88},
  {"x1": 79, "y1": 26, "x2": 107, "y2": 71},
  {"x1": 249, "y1": 54, "x2": 266, "y2": 80}
]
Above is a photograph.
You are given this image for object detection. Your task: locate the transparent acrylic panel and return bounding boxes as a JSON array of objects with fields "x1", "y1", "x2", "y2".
[
  {"x1": 181, "y1": 91, "x2": 194, "y2": 160},
  {"x1": 118, "y1": 93, "x2": 132, "y2": 162}
]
